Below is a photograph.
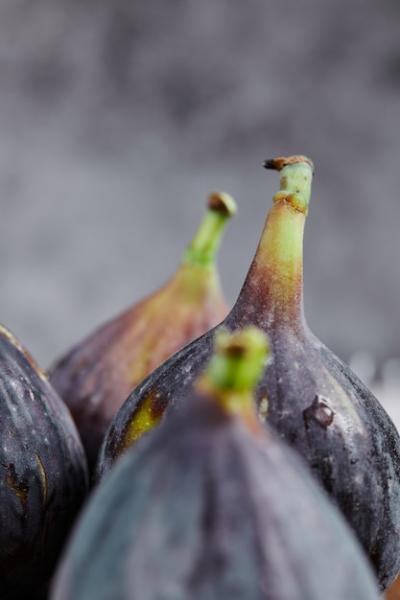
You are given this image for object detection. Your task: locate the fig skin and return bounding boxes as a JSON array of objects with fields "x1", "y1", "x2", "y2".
[
  {"x1": 99, "y1": 156, "x2": 400, "y2": 591},
  {"x1": 49, "y1": 192, "x2": 236, "y2": 472},
  {"x1": 52, "y1": 329, "x2": 379, "y2": 600},
  {"x1": 0, "y1": 325, "x2": 88, "y2": 599}
]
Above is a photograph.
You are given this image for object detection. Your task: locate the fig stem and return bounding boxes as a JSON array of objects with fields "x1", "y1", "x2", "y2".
[
  {"x1": 199, "y1": 327, "x2": 269, "y2": 423},
  {"x1": 264, "y1": 155, "x2": 314, "y2": 214},
  {"x1": 183, "y1": 193, "x2": 237, "y2": 268},
  {"x1": 231, "y1": 155, "x2": 314, "y2": 326}
]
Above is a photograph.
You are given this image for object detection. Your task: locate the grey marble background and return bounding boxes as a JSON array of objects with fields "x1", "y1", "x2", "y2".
[{"x1": 1, "y1": 0, "x2": 399, "y2": 395}]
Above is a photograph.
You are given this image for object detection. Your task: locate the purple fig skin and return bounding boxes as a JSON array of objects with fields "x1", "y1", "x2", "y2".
[
  {"x1": 53, "y1": 393, "x2": 379, "y2": 600},
  {"x1": 98, "y1": 157, "x2": 400, "y2": 591},
  {"x1": 49, "y1": 193, "x2": 235, "y2": 473},
  {"x1": 0, "y1": 325, "x2": 88, "y2": 599}
]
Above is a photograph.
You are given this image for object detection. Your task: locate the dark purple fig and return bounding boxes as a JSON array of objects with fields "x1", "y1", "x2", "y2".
[
  {"x1": 49, "y1": 192, "x2": 236, "y2": 472},
  {"x1": 52, "y1": 328, "x2": 379, "y2": 600},
  {"x1": 99, "y1": 155, "x2": 400, "y2": 591},
  {"x1": 0, "y1": 325, "x2": 88, "y2": 599}
]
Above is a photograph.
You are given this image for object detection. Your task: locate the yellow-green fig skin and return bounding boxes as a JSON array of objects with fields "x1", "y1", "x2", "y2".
[{"x1": 49, "y1": 192, "x2": 236, "y2": 472}]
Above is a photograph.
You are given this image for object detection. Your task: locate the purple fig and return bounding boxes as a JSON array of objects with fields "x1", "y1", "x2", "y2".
[{"x1": 49, "y1": 192, "x2": 236, "y2": 471}]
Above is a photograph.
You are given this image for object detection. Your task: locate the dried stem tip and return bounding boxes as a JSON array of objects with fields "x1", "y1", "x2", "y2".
[
  {"x1": 264, "y1": 155, "x2": 314, "y2": 173},
  {"x1": 208, "y1": 192, "x2": 237, "y2": 217}
]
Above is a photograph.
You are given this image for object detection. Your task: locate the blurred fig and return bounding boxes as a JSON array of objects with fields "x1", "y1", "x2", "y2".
[
  {"x1": 0, "y1": 325, "x2": 88, "y2": 599},
  {"x1": 50, "y1": 192, "x2": 236, "y2": 471},
  {"x1": 100, "y1": 156, "x2": 400, "y2": 590},
  {"x1": 52, "y1": 328, "x2": 378, "y2": 600}
]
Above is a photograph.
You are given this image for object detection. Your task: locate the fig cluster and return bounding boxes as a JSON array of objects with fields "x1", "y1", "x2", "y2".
[
  {"x1": 1, "y1": 156, "x2": 399, "y2": 599},
  {"x1": 52, "y1": 329, "x2": 379, "y2": 600}
]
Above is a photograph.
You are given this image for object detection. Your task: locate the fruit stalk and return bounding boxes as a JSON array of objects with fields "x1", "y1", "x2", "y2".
[
  {"x1": 183, "y1": 192, "x2": 237, "y2": 267},
  {"x1": 198, "y1": 327, "x2": 269, "y2": 431},
  {"x1": 168, "y1": 192, "x2": 236, "y2": 305},
  {"x1": 233, "y1": 156, "x2": 313, "y2": 327}
]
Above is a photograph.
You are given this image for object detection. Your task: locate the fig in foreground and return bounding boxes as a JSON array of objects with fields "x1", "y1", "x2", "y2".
[{"x1": 53, "y1": 328, "x2": 378, "y2": 600}]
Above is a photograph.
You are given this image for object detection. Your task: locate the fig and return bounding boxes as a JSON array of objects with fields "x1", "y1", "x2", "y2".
[
  {"x1": 0, "y1": 324, "x2": 88, "y2": 599},
  {"x1": 100, "y1": 155, "x2": 400, "y2": 590},
  {"x1": 52, "y1": 328, "x2": 379, "y2": 600},
  {"x1": 49, "y1": 192, "x2": 236, "y2": 471}
]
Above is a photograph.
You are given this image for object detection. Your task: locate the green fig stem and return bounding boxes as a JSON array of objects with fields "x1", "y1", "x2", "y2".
[
  {"x1": 183, "y1": 193, "x2": 237, "y2": 268},
  {"x1": 264, "y1": 155, "x2": 314, "y2": 214},
  {"x1": 232, "y1": 155, "x2": 314, "y2": 326},
  {"x1": 198, "y1": 327, "x2": 269, "y2": 426}
]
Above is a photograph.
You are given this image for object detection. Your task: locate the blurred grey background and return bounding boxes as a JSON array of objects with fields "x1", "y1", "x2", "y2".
[{"x1": 1, "y1": 0, "x2": 400, "y2": 393}]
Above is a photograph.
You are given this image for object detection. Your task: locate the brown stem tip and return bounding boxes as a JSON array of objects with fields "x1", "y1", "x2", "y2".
[
  {"x1": 263, "y1": 155, "x2": 314, "y2": 173},
  {"x1": 208, "y1": 192, "x2": 237, "y2": 217}
]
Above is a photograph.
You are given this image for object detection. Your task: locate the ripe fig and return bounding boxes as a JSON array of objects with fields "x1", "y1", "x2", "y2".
[
  {"x1": 100, "y1": 155, "x2": 400, "y2": 590},
  {"x1": 0, "y1": 325, "x2": 88, "y2": 599},
  {"x1": 52, "y1": 328, "x2": 379, "y2": 600},
  {"x1": 49, "y1": 192, "x2": 236, "y2": 471}
]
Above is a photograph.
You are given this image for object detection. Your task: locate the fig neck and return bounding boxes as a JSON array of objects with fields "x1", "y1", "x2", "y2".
[
  {"x1": 230, "y1": 157, "x2": 313, "y2": 331},
  {"x1": 172, "y1": 260, "x2": 223, "y2": 304},
  {"x1": 182, "y1": 192, "x2": 236, "y2": 269}
]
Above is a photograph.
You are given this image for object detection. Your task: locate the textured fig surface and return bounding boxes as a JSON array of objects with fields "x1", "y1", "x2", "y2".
[
  {"x1": 0, "y1": 326, "x2": 88, "y2": 598},
  {"x1": 55, "y1": 396, "x2": 378, "y2": 600}
]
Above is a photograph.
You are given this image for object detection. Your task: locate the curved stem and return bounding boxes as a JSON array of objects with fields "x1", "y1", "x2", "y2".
[{"x1": 183, "y1": 192, "x2": 236, "y2": 268}]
